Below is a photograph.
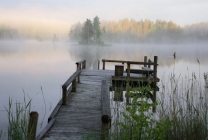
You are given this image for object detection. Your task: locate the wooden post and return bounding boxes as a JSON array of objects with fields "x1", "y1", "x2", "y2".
[
  {"x1": 76, "y1": 63, "x2": 79, "y2": 70},
  {"x1": 84, "y1": 60, "x2": 86, "y2": 69},
  {"x1": 148, "y1": 59, "x2": 151, "y2": 68},
  {"x1": 103, "y1": 61, "x2": 105, "y2": 70},
  {"x1": 127, "y1": 62, "x2": 130, "y2": 78},
  {"x1": 144, "y1": 56, "x2": 147, "y2": 67},
  {"x1": 101, "y1": 80, "x2": 111, "y2": 140},
  {"x1": 153, "y1": 56, "x2": 158, "y2": 112},
  {"x1": 77, "y1": 64, "x2": 81, "y2": 83},
  {"x1": 62, "y1": 86, "x2": 67, "y2": 105},
  {"x1": 72, "y1": 79, "x2": 76, "y2": 92},
  {"x1": 82, "y1": 61, "x2": 84, "y2": 69},
  {"x1": 126, "y1": 62, "x2": 130, "y2": 104},
  {"x1": 98, "y1": 60, "x2": 100, "y2": 70},
  {"x1": 28, "y1": 112, "x2": 38, "y2": 140}
]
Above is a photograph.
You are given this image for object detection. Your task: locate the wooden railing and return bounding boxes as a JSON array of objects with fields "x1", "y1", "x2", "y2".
[
  {"x1": 102, "y1": 56, "x2": 158, "y2": 112},
  {"x1": 36, "y1": 59, "x2": 86, "y2": 140},
  {"x1": 76, "y1": 59, "x2": 86, "y2": 83},
  {"x1": 102, "y1": 56, "x2": 158, "y2": 78}
]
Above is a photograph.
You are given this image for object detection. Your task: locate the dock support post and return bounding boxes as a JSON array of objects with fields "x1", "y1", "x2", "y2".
[
  {"x1": 76, "y1": 63, "x2": 80, "y2": 83},
  {"x1": 28, "y1": 112, "x2": 38, "y2": 140},
  {"x1": 72, "y1": 79, "x2": 76, "y2": 92},
  {"x1": 148, "y1": 59, "x2": 151, "y2": 68},
  {"x1": 82, "y1": 60, "x2": 85, "y2": 69},
  {"x1": 84, "y1": 60, "x2": 86, "y2": 69},
  {"x1": 101, "y1": 80, "x2": 111, "y2": 140},
  {"x1": 144, "y1": 56, "x2": 147, "y2": 67},
  {"x1": 127, "y1": 62, "x2": 130, "y2": 78},
  {"x1": 62, "y1": 86, "x2": 67, "y2": 105},
  {"x1": 103, "y1": 60, "x2": 105, "y2": 70},
  {"x1": 153, "y1": 56, "x2": 158, "y2": 112},
  {"x1": 98, "y1": 60, "x2": 100, "y2": 70}
]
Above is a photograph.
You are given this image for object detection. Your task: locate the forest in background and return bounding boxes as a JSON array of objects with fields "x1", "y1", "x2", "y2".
[
  {"x1": 0, "y1": 18, "x2": 208, "y2": 43},
  {"x1": 69, "y1": 18, "x2": 208, "y2": 43}
]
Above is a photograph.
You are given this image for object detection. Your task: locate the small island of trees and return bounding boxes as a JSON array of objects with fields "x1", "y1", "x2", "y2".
[{"x1": 69, "y1": 16, "x2": 103, "y2": 45}]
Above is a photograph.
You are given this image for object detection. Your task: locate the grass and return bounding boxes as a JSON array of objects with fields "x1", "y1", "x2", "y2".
[
  {"x1": 0, "y1": 87, "x2": 48, "y2": 140},
  {"x1": 4, "y1": 94, "x2": 32, "y2": 140}
]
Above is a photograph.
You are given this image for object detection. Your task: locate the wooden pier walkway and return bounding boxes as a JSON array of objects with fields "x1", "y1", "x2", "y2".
[
  {"x1": 35, "y1": 56, "x2": 159, "y2": 140},
  {"x1": 42, "y1": 70, "x2": 112, "y2": 140}
]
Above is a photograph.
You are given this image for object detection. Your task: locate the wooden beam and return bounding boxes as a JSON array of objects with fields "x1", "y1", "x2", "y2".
[
  {"x1": 62, "y1": 86, "x2": 67, "y2": 105},
  {"x1": 103, "y1": 61, "x2": 105, "y2": 70},
  {"x1": 148, "y1": 59, "x2": 151, "y2": 68},
  {"x1": 28, "y1": 112, "x2": 38, "y2": 140},
  {"x1": 127, "y1": 62, "x2": 130, "y2": 78},
  {"x1": 144, "y1": 56, "x2": 147, "y2": 67},
  {"x1": 62, "y1": 70, "x2": 81, "y2": 88},
  {"x1": 101, "y1": 80, "x2": 111, "y2": 125},
  {"x1": 102, "y1": 59, "x2": 157, "y2": 66},
  {"x1": 153, "y1": 56, "x2": 158, "y2": 112}
]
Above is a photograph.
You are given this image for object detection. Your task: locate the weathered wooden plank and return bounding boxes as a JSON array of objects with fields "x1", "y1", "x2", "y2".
[{"x1": 102, "y1": 59, "x2": 157, "y2": 65}]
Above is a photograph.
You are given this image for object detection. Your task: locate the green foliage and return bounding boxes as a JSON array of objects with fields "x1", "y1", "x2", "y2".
[
  {"x1": 4, "y1": 95, "x2": 32, "y2": 140},
  {"x1": 93, "y1": 16, "x2": 102, "y2": 44},
  {"x1": 80, "y1": 19, "x2": 94, "y2": 44},
  {"x1": 70, "y1": 16, "x2": 104, "y2": 44},
  {"x1": 113, "y1": 83, "x2": 171, "y2": 140}
]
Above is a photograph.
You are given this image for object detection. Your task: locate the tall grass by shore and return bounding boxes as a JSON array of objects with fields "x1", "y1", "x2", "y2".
[{"x1": 5, "y1": 96, "x2": 32, "y2": 140}]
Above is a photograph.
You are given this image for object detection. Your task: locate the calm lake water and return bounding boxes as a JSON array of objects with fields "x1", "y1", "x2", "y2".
[{"x1": 0, "y1": 40, "x2": 208, "y2": 137}]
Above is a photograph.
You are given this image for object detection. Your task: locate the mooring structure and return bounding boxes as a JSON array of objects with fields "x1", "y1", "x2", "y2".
[{"x1": 32, "y1": 56, "x2": 159, "y2": 140}]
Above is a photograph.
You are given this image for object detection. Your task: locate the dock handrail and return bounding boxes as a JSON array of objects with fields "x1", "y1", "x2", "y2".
[
  {"x1": 102, "y1": 56, "x2": 158, "y2": 78},
  {"x1": 76, "y1": 59, "x2": 86, "y2": 82},
  {"x1": 76, "y1": 59, "x2": 86, "y2": 70},
  {"x1": 36, "y1": 59, "x2": 86, "y2": 140}
]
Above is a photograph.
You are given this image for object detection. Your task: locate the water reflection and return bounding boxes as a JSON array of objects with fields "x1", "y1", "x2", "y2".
[
  {"x1": 0, "y1": 41, "x2": 76, "y2": 137},
  {"x1": 68, "y1": 43, "x2": 208, "y2": 68}
]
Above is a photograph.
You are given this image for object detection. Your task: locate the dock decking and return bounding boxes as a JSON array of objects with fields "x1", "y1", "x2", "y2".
[{"x1": 43, "y1": 69, "x2": 113, "y2": 140}]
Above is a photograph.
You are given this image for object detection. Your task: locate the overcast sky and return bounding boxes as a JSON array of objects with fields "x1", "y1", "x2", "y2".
[
  {"x1": 1, "y1": 0, "x2": 208, "y2": 25},
  {"x1": 0, "y1": 0, "x2": 207, "y2": 37}
]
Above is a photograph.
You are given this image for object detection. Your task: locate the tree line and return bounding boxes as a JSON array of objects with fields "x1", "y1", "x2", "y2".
[
  {"x1": 69, "y1": 18, "x2": 208, "y2": 43},
  {"x1": 0, "y1": 25, "x2": 19, "y2": 39}
]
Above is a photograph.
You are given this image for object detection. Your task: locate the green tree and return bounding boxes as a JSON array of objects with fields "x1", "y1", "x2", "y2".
[
  {"x1": 80, "y1": 19, "x2": 94, "y2": 44},
  {"x1": 93, "y1": 16, "x2": 102, "y2": 43}
]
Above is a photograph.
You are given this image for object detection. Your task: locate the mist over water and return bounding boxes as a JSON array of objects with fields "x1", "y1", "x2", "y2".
[{"x1": 0, "y1": 40, "x2": 208, "y2": 138}]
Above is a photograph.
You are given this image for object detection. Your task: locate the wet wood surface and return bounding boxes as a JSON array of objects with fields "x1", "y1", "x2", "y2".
[{"x1": 43, "y1": 69, "x2": 112, "y2": 140}]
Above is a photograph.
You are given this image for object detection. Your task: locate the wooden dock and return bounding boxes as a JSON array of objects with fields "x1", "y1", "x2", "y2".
[{"x1": 35, "y1": 56, "x2": 159, "y2": 140}]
